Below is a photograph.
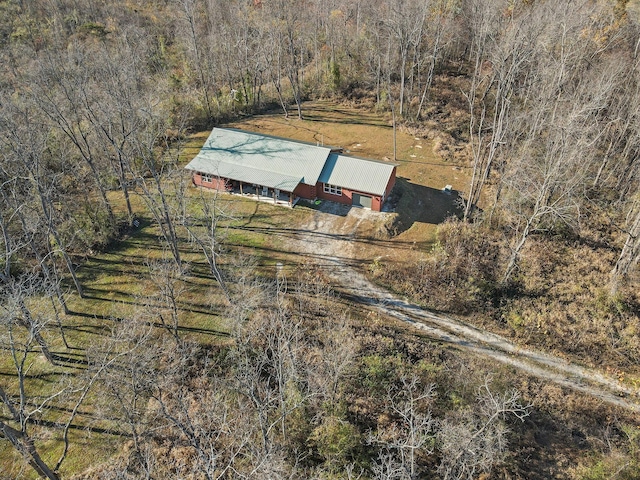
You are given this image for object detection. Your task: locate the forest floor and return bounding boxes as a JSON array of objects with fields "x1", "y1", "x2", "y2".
[{"x1": 284, "y1": 201, "x2": 640, "y2": 412}]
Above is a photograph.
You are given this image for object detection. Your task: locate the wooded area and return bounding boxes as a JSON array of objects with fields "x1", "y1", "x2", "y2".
[{"x1": 1, "y1": 0, "x2": 640, "y2": 478}]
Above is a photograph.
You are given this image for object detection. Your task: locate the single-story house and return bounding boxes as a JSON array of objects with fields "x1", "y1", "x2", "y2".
[{"x1": 185, "y1": 128, "x2": 397, "y2": 211}]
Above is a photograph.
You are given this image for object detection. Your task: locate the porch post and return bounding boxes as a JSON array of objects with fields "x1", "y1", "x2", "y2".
[{"x1": 240, "y1": 182, "x2": 243, "y2": 195}]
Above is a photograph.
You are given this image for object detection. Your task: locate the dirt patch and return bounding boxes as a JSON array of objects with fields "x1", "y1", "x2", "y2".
[{"x1": 297, "y1": 201, "x2": 395, "y2": 259}]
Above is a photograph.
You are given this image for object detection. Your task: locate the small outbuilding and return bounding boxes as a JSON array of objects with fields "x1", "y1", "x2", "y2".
[{"x1": 185, "y1": 128, "x2": 397, "y2": 211}]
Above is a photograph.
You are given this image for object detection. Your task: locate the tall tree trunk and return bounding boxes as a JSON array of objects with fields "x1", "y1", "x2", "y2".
[
  {"x1": 611, "y1": 198, "x2": 640, "y2": 294},
  {"x1": 0, "y1": 422, "x2": 60, "y2": 480},
  {"x1": 35, "y1": 185, "x2": 84, "y2": 298}
]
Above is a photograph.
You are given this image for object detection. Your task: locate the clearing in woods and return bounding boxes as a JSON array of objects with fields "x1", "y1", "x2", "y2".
[{"x1": 222, "y1": 100, "x2": 466, "y2": 243}]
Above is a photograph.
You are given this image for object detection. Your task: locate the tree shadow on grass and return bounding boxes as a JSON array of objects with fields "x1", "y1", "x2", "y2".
[
  {"x1": 50, "y1": 351, "x2": 89, "y2": 367},
  {"x1": 35, "y1": 418, "x2": 128, "y2": 438},
  {"x1": 65, "y1": 304, "x2": 229, "y2": 338},
  {"x1": 0, "y1": 371, "x2": 63, "y2": 381},
  {"x1": 300, "y1": 103, "x2": 389, "y2": 128},
  {"x1": 256, "y1": 101, "x2": 388, "y2": 129}
]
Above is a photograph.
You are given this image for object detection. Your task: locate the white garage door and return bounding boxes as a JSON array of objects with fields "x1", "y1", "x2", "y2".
[{"x1": 352, "y1": 193, "x2": 372, "y2": 209}]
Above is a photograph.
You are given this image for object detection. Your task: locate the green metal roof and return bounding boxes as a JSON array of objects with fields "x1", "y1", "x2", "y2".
[
  {"x1": 185, "y1": 128, "x2": 397, "y2": 197},
  {"x1": 185, "y1": 128, "x2": 331, "y2": 190},
  {"x1": 318, "y1": 153, "x2": 396, "y2": 196}
]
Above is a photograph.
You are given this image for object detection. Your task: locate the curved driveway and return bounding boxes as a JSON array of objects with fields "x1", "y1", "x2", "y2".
[{"x1": 285, "y1": 204, "x2": 640, "y2": 411}]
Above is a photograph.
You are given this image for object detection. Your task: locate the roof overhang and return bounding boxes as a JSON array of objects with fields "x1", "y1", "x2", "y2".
[{"x1": 186, "y1": 161, "x2": 302, "y2": 192}]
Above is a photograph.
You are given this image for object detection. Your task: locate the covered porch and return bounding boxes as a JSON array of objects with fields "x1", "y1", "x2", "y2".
[{"x1": 228, "y1": 180, "x2": 299, "y2": 207}]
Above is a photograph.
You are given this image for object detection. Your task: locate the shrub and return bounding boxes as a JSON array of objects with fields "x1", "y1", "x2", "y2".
[
  {"x1": 309, "y1": 416, "x2": 361, "y2": 471},
  {"x1": 375, "y1": 219, "x2": 499, "y2": 314}
]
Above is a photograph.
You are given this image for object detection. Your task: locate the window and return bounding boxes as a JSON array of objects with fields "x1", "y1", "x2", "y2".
[
  {"x1": 323, "y1": 183, "x2": 342, "y2": 196},
  {"x1": 201, "y1": 173, "x2": 213, "y2": 183}
]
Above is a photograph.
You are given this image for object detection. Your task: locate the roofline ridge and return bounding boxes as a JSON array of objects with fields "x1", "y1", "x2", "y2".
[
  {"x1": 215, "y1": 127, "x2": 336, "y2": 151},
  {"x1": 329, "y1": 151, "x2": 400, "y2": 167}
]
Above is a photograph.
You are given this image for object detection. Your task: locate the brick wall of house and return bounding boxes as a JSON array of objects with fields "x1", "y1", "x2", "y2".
[
  {"x1": 293, "y1": 183, "x2": 316, "y2": 199},
  {"x1": 192, "y1": 172, "x2": 231, "y2": 191},
  {"x1": 316, "y1": 184, "x2": 384, "y2": 211},
  {"x1": 385, "y1": 167, "x2": 397, "y2": 199},
  {"x1": 191, "y1": 169, "x2": 395, "y2": 212},
  {"x1": 317, "y1": 185, "x2": 352, "y2": 206},
  {"x1": 371, "y1": 195, "x2": 383, "y2": 211}
]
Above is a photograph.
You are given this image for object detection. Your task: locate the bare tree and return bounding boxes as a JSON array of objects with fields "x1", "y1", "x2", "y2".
[
  {"x1": 91, "y1": 314, "x2": 165, "y2": 478},
  {"x1": 232, "y1": 303, "x2": 305, "y2": 455},
  {"x1": 0, "y1": 181, "x2": 71, "y2": 318},
  {"x1": 205, "y1": 0, "x2": 265, "y2": 113},
  {"x1": 415, "y1": 0, "x2": 457, "y2": 120},
  {"x1": 144, "y1": 334, "x2": 277, "y2": 479},
  {"x1": 0, "y1": 98, "x2": 85, "y2": 297},
  {"x1": 310, "y1": 313, "x2": 357, "y2": 402},
  {"x1": 590, "y1": 58, "x2": 640, "y2": 192},
  {"x1": 146, "y1": 256, "x2": 188, "y2": 342},
  {"x1": 265, "y1": 0, "x2": 308, "y2": 119},
  {"x1": 181, "y1": 188, "x2": 231, "y2": 300},
  {"x1": 30, "y1": 47, "x2": 117, "y2": 229},
  {"x1": 437, "y1": 378, "x2": 531, "y2": 480},
  {"x1": 383, "y1": 0, "x2": 428, "y2": 117},
  {"x1": 611, "y1": 193, "x2": 640, "y2": 293},
  {"x1": 0, "y1": 274, "x2": 64, "y2": 480},
  {"x1": 371, "y1": 450, "x2": 406, "y2": 480},
  {"x1": 464, "y1": 1, "x2": 520, "y2": 219},
  {"x1": 262, "y1": 19, "x2": 291, "y2": 118},
  {"x1": 128, "y1": 116, "x2": 185, "y2": 271},
  {"x1": 498, "y1": 3, "x2": 619, "y2": 282},
  {"x1": 370, "y1": 375, "x2": 436, "y2": 480},
  {"x1": 174, "y1": 0, "x2": 215, "y2": 121},
  {"x1": 80, "y1": 34, "x2": 153, "y2": 227}
]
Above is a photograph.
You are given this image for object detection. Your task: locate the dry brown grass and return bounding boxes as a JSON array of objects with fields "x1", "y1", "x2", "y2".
[
  {"x1": 499, "y1": 237, "x2": 640, "y2": 375},
  {"x1": 371, "y1": 219, "x2": 499, "y2": 313}
]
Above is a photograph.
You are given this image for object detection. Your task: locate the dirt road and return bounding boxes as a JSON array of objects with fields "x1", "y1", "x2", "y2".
[{"x1": 286, "y1": 203, "x2": 640, "y2": 411}]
